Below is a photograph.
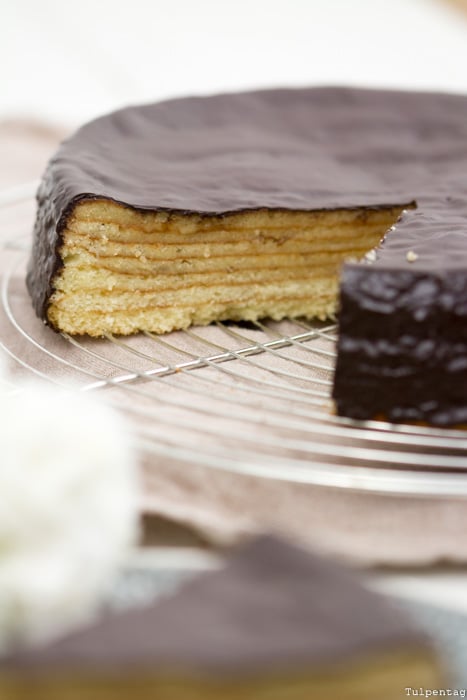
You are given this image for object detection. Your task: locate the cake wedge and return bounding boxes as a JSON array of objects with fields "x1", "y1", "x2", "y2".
[{"x1": 0, "y1": 536, "x2": 443, "y2": 699}]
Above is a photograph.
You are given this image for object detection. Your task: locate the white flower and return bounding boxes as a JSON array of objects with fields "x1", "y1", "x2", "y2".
[{"x1": 0, "y1": 376, "x2": 139, "y2": 653}]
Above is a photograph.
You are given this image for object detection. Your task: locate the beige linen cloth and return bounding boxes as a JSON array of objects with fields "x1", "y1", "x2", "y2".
[{"x1": 3, "y1": 120, "x2": 467, "y2": 567}]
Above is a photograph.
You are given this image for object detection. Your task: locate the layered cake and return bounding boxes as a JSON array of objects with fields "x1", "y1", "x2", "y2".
[
  {"x1": 27, "y1": 87, "x2": 467, "y2": 424},
  {"x1": 0, "y1": 537, "x2": 442, "y2": 698}
]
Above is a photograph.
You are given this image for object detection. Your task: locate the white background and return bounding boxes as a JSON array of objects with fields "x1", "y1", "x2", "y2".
[{"x1": 1, "y1": 0, "x2": 467, "y2": 127}]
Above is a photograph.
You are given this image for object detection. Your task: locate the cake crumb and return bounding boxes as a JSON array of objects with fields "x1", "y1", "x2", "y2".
[
  {"x1": 364, "y1": 249, "x2": 377, "y2": 263},
  {"x1": 406, "y1": 250, "x2": 418, "y2": 262}
]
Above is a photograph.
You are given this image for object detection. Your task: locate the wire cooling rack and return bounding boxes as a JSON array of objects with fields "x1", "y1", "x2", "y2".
[{"x1": 2, "y1": 182, "x2": 467, "y2": 497}]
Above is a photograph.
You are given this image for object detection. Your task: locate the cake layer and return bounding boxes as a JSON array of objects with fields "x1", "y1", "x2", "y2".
[
  {"x1": 0, "y1": 537, "x2": 442, "y2": 698},
  {"x1": 46, "y1": 202, "x2": 401, "y2": 336},
  {"x1": 0, "y1": 653, "x2": 440, "y2": 700}
]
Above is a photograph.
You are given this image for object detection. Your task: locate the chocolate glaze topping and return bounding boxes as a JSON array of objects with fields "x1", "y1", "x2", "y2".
[
  {"x1": 27, "y1": 86, "x2": 467, "y2": 319},
  {"x1": 2, "y1": 537, "x2": 426, "y2": 674}
]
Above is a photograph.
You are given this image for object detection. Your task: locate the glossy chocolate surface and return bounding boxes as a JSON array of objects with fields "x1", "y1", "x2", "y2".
[
  {"x1": 27, "y1": 86, "x2": 467, "y2": 317},
  {"x1": 1, "y1": 537, "x2": 425, "y2": 674}
]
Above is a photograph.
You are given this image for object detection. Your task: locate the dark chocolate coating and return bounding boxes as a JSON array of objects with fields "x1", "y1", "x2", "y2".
[
  {"x1": 334, "y1": 262, "x2": 467, "y2": 425},
  {"x1": 1, "y1": 537, "x2": 426, "y2": 675},
  {"x1": 333, "y1": 201, "x2": 467, "y2": 425},
  {"x1": 26, "y1": 87, "x2": 467, "y2": 423}
]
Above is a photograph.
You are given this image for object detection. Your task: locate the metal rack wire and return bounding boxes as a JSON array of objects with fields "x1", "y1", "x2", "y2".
[{"x1": 2, "y1": 183, "x2": 467, "y2": 497}]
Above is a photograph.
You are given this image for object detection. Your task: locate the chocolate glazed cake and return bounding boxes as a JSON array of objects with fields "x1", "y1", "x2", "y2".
[
  {"x1": 0, "y1": 537, "x2": 443, "y2": 698},
  {"x1": 27, "y1": 87, "x2": 467, "y2": 425}
]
